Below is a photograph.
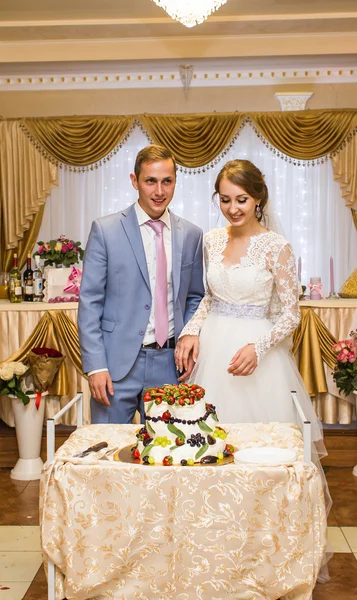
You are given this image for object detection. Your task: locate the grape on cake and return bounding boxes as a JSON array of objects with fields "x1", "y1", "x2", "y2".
[{"x1": 132, "y1": 383, "x2": 233, "y2": 465}]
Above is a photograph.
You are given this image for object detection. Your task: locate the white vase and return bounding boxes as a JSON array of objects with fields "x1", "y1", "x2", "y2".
[
  {"x1": 10, "y1": 392, "x2": 48, "y2": 481},
  {"x1": 353, "y1": 391, "x2": 357, "y2": 478}
]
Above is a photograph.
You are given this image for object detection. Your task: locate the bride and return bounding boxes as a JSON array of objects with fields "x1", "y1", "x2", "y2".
[{"x1": 175, "y1": 159, "x2": 325, "y2": 455}]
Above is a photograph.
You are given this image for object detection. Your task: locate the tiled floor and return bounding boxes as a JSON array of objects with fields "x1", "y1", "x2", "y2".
[{"x1": 0, "y1": 468, "x2": 357, "y2": 599}]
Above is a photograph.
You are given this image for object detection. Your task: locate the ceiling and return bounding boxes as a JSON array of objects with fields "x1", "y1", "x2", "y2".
[{"x1": 1, "y1": 0, "x2": 357, "y2": 66}]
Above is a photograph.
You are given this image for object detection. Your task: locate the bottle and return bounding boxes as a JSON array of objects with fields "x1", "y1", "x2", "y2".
[
  {"x1": 23, "y1": 254, "x2": 34, "y2": 301},
  {"x1": 33, "y1": 255, "x2": 43, "y2": 302},
  {"x1": 9, "y1": 253, "x2": 22, "y2": 303}
]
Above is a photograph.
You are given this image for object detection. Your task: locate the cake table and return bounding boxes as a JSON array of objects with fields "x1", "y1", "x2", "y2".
[{"x1": 40, "y1": 423, "x2": 327, "y2": 600}]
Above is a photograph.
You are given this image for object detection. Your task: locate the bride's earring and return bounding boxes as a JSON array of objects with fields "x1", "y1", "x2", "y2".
[{"x1": 255, "y1": 204, "x2": 261, "y2": 217}]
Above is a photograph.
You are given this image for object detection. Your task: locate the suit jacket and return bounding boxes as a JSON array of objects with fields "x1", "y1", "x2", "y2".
[{"x1": 78, "y1": 203, "x2": 205, "y2": 381}]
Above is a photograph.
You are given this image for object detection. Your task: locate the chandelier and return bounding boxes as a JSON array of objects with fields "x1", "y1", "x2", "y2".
[{"x1": 152, "y1": 0, "x2": 228, "y2": 28}]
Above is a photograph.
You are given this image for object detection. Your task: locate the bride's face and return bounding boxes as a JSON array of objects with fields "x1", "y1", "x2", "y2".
[{"x1": 219, "y1": 177, "x2": 258, "y2": 228}]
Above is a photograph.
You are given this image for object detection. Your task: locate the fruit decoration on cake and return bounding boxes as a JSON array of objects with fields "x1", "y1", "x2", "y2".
[{"x1": 131, "y1": 383, "x2": 232, "y2": 465}]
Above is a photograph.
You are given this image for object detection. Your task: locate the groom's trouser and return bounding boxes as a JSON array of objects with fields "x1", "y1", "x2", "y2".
[{"x1": 90, "y1": 347, "x2": 178, "y2": 424}]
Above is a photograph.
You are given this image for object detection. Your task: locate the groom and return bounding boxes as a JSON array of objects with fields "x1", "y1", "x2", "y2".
[{"x1": 78, "y1": 144, "x2": 205, "y2": 423}]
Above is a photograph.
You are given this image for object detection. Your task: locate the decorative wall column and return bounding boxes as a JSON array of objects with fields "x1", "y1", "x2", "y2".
[{"x1": 274, "y1": 92, "x2": 313, "y2": 111}]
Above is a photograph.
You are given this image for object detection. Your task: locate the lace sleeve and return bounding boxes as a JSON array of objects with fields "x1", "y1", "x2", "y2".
[
  {"x1": 254, "y1": 242, "x2": 300, "y2": 362},
  {"x1": 178, "y1": 241, "x2": 212, "y2": 337}
]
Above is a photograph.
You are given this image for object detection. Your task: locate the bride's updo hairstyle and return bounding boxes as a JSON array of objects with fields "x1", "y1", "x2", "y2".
[{"x1": 213, "y1": 160, "x2": 268, "y2": 223}]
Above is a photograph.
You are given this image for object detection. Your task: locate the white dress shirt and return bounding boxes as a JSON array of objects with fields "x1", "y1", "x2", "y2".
[{"x1": 88, "y1": 202, "x2": 175, "y2": 376}]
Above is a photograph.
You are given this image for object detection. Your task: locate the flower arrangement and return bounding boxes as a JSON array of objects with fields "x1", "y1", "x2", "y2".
[
  {"x1": 332, "y1": 330, "x2": 357, "y2": 397},
  {"x1": 26, "y1": 347, "x2": 65, "y2": 394},
  {"x1": 33, "y1": 236, "x2": 84, "y2": 267},
  {"x1": 0, "y1": 362, "x2": 30, "y2": 405}
]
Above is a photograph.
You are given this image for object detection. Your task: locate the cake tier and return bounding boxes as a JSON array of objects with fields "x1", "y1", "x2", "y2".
[{"x1": 133, "y1": 384, "x2": 231, "y2": 466}]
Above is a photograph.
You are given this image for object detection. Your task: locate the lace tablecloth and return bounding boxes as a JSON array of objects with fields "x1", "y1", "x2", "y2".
[{"x1": 40, "y1": 423, "x2": 327, "y2": 600}]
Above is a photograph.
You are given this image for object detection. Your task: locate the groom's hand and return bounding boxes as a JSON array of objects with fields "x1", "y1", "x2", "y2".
[
  {"x1": 228, "y1": 344, "x2": 257, "y2": 376},
  {"x1": 175, "y1": 335, "x2": 200, "y2": 376},
  {"x1": 88, "y1": 371, "x2": 114, "y2": 406}
]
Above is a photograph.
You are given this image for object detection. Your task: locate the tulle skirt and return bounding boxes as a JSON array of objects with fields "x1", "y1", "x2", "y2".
[{"x1": 190, "y1": 313, "x2": 323, "y2": 446}]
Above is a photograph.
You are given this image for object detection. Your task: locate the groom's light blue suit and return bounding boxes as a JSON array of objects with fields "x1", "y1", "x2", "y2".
[{"x1": 78, "y1": 203, "x2": 204, "y2": 423}]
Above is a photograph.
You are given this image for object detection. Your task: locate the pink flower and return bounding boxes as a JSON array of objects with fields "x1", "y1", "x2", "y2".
[
  {"x1": 73, "y1": 247, "x2": 78, "y2": 253},
  {"x1": 37, "y1": 246, "x2": 44, "y2": 255},
  {"x1": 348, "y1": 351, "x2": 356, "y2": 363},
  {"x1": 67, "y1": 241, "x2": 74, "y2": 250},
  {"x1": 61, "y1": 244, "x2": 69, "y2": 253},
  {"x1": 337, "y1": 348, "x2": 351, "y2": 363}
]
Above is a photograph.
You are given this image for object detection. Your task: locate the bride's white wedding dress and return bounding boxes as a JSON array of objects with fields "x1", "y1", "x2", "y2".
[{"x1": 180, "y1": 227, "x2": 325, "y2": 452}]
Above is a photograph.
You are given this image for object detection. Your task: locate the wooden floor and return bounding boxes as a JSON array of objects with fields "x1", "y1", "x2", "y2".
[{"x1": 0, "y1": 467, "x2": 356, "y2": 599}]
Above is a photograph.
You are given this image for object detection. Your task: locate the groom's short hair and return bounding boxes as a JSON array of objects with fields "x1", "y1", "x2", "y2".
[{"x1": 134, "y1": 145, "x2": 177, "y2": 179}]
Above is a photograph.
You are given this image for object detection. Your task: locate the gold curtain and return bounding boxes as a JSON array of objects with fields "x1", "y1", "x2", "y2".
[
  {"x1": 2, "y1": 204, "x2": 45, "y2": 272},
  {"x1": 4, "y1": 310, "x2": 86, "y2": 395},
  {"x1": 352, "y1": 209, "x2": 357, "y2": 229},
  {"x1": 12, "y1": 110, "x2": 357, "y2": 168},
  {"x1": 252, "y1": 109, "x2": 357, "y2": 160},
  {"x1": 140, "y1": 113, "x2": 245, "y2": 168},
  {"x1": 332, "y1": 132, "x2": 357, "y2": 211},
  {"x1": 21, "y1": 116, "x2": 135, "y2": 167},
  {"x1": 0, "y1": 121, "x2": 58, "y2": 270},
  {"x1": 2, "y1": 110, "x2": 356, "y2": 268},
  {"x1": 292, "y1": 308, "x2": 337, "y2": 396}
]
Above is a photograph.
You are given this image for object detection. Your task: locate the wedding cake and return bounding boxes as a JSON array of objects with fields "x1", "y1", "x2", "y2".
[{"x1": 133, "y1": 383, "x2": 232, "y2": 465}]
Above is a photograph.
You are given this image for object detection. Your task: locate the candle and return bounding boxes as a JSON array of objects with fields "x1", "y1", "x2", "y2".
[
  {"x1": 297, "y1": 256, "x2": 302, "y2": 282},
  {"x1": 330, "y1": 256, "x2": 335, "y2": 294}
]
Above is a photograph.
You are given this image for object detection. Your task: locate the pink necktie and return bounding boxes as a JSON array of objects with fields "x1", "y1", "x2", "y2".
[{"x1": 146, "y1": 220, "x2": 169, "y2": 347}]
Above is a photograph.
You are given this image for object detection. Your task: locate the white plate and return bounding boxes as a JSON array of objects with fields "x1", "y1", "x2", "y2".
[{"x1": 234, "y1": 447, "x2": 297, "y2": 465}]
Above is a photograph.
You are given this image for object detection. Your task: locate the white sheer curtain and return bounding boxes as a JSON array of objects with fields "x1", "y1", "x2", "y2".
[{"x1": 39, "y1": 124, "x2": 357, "y2": 291}]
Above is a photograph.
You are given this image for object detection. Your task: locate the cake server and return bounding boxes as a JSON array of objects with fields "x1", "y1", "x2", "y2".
[{"x1": 74, "y1": 441, "x2": 108, "y2": 458}]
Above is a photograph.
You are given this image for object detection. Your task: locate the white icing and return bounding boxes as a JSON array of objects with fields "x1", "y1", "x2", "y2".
[{"x1": 138, "y1": 395, "x2": 228, "y2": 465}]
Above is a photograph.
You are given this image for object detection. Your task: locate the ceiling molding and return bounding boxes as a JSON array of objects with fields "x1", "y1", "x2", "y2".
[{"x1": 1, "y1": 65, "x2": 356, "y2": 92}]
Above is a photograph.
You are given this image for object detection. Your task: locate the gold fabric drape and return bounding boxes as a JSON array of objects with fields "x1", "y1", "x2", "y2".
[
  {"x1": 140, "y1": 113, "x2": 245, "y2": 168},
  {"x1": 21, "y1": 116, "x2": 135, "y2": 167},
  {"x1": 2, "y1": 204, "x2": 45, "y2": 272},
  {"x1": 14, "y1": 110, "x2": 357, "y2": 168},
  {"x1": 253, "y1": 109, "x2": 357, "y2": 161},
  {"x1": 332, "y1": 133, "x2": 357, "y2": 211},
  {"x1": 0, "y1": 121, "x2": 58, "y2": 270},
  {"x1": 1, "y1": 110, "x2": 356, "y2": 275},
  {"x1": 4, "y1": 310, "x2": 86, "y2": 396},
  {"x1": 292, "y1": 308, "x2": 337, "y2": 396},
  {"x1": 0, "y1": 305, "x2": 90, "y2": 426}
]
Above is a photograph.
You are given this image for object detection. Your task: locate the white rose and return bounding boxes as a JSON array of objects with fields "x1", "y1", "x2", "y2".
[
  {"x1": 0, "y1": 364, "x2": 14, "y2": 381},
  {"x1": 55, "y1": 242, "x2": 62, "y2": 251},
  {"x1": 12, "y1": 362, "x2": 28, "y2": 376}
]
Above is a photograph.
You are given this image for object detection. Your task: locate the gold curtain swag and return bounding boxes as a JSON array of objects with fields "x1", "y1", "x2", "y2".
[
  {"x1": 21, "y1": 116, "x2": 135, "y2": 167},
  {"x1": 16, "y1": 109, "x2": 357, "y2": 168},
  {"x1": 292, "y1": 307, "x2": 337, "y2": 397},
  {"x1": 140, "y1": 113, "x2": 245, "y2": 168},
  {"x1": 0, "y1": 121, "x2": 58, "y2": 270},
  {"x1": 4, "y1": 310, "x2": 86, "y2": 396}
]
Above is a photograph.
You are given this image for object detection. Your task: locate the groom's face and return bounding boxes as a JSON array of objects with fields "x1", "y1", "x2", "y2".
[{"x1": 130, "y1": 159, "x2": 176, "y2": 220}]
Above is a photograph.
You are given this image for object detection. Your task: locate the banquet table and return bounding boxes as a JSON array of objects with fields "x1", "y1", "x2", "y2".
[
  {"x1": 40, "y1": 423, "x2": 327, "y2": 600},
  {"x1": 1, "y1": 298, "x2": 356, "y2": 426},
  {"x1": 299, "y1": 298, "x2": 357, "y2": 424},
  {"x1": 0, "y1": 299, "x2": 90, "y2": 426}
]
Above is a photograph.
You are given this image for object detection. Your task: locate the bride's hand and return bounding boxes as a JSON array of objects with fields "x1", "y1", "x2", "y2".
[
  {"x1": 175, "y1": 335, "x2": 200, "y2": 376},
  {"x1": 228, "y1": 344, "x2": 257, "y2": 376}
]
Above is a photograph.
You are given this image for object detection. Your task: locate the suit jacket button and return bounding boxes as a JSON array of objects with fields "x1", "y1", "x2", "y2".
[
  {"x1": 139, "y1": 330, "x2": 145, "y2": 336},
  {"x1": 144, "y1": 305, "x2": 150, "y2": 310}
]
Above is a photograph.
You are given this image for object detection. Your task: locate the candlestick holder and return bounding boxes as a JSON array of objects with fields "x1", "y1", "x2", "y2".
[{"x1": 327, "y1": 292, "x2": 340, "y2": 300}]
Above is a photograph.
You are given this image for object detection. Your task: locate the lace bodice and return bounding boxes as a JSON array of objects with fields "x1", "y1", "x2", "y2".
[{"x1": 179, "y1": 228, "x2": 300, "y2": 361}]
